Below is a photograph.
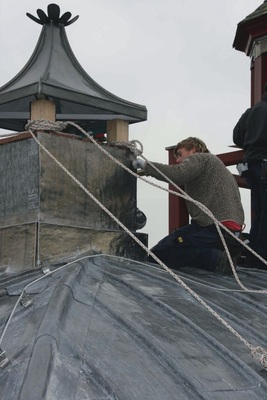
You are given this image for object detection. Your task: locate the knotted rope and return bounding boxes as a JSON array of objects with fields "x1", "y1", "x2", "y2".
[{"x1": 25, "y1": 119, "x2": 68, "y2": 132}]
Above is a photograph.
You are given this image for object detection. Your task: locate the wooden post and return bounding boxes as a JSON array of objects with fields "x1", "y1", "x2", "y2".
[
  {"x1": 30, "y1": 99, "x2": 56, "y2": 121},
  {"x1": 107, "y1": 119, "x2": 129, "y2": 142},
  {"x1": 167, "y1": 145, "x2": 189, "y2": 232}
]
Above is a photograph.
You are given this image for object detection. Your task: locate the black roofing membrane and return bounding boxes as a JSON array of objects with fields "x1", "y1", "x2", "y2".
[{"x1": 0, "y1": 255, "x2": 267, "y2": 399}]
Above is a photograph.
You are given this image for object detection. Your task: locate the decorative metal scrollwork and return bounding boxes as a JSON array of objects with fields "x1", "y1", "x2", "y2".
[{"x1": 26, "y1": 3, "x2": 79, "y2": 26}]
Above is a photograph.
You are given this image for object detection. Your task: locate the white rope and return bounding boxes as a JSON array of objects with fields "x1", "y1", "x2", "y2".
[
  {"x1": 110, "y1": 139, "x2": 144, "y2": 156},
  {"x1": 141, "y1": 156, "x2": 267, "y2": 270},
  {"x1": 23, "y1": 120, "x2": 267, "y2": 369},
  {"x1": 25, "y1": 119, "x2": 68, "y2": 132},
  {"x1": 25, "y1": 120, "x2": 267, "y2": 288},
  {"x1": 109, "y1": 137, "x2": 267, "y2": 289},
  {"x1": 26, "y1": 120, "x2": 267, "y2": 292},
  {"x1": 25, "y1": 122, "x2": 267, "y2": 285},
  {"x1": 0, "y1": 254, "x2": 105, "y2": 348}
]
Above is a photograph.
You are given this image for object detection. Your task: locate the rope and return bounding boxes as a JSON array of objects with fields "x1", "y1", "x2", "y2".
[
  {"x1": 25, "y1": 120, "x2": 267, "y2": 292},
  {"x1": 110, "y1": 139, "x2": 144, "y2": 156},
  {"x1": 0, "y1": 254, "x2": 103, "y2": 348},
  {"x1": 141, "y1": 156, "x2": 267, "y2": 271},
  {"x1": 111, "y1": 137, "x2": 267, "y2": 287},
  {"x1": 25, "y1": 120, "x2": 267, "y2": 287},
  {"x1": 23, "y1": 119, "x2": 267, "y2": 369},
  {"x1": 25, "y1": 119, "x2": 67, "y2": 132}
]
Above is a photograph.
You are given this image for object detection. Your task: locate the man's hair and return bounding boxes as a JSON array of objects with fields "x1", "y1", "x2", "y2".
[{"x1": 174, "y1": 137, "x2": 210, "y2": 157}]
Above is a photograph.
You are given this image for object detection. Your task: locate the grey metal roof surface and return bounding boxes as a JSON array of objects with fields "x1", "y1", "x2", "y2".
[
  {"x1": 0, "y1": 254, "x2": 267, "y2": 399},
  {"x1": 0, "y1": 4, "x2": 147, "y2": 133}
]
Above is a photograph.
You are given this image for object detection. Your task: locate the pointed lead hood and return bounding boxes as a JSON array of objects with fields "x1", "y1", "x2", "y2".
[
  {"x1": 233, "y1": 0, "x2": 267, "y2": 54},
  {"x1": 0, "y1": 4, "x2": 147, "y2": 133}
]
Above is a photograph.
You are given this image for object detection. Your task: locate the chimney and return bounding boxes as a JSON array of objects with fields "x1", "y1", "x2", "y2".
[{"x1": 0, "y1": 4, "x2": 148, "y2": 271}]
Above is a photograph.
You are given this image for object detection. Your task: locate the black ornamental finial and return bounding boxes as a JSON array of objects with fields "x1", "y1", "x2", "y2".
[{"x1": 26, "y1": 3, "x2": 79, "y2": 26}]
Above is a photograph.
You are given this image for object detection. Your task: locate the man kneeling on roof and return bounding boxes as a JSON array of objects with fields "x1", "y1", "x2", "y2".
[{"x1": 133, "y1": 137, "x2": 245, "y2": 275}]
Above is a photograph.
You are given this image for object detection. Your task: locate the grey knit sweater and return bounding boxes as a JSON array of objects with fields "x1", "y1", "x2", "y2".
[{"x1": 143, "y1": 152, "x2": 244, "y2": 227}]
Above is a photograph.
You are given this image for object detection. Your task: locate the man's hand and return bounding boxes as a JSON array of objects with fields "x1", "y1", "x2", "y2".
[{"x1": 132, "y1": 158, "x2": 146, "y2": 169}]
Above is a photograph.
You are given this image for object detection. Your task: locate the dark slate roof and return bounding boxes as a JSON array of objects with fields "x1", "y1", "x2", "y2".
[
  {"x1": 0, "y1": 254, "x2": 267, "y2": 399},
  {"x1": 233, "y1": 1, "x2": 267, "y2": 52},
  {"x1": 240, "y1": 0, "x2": 267, "y2": 23},
  {"x1": 0, "y1": 4, "x2": 147, "y2": 133}
]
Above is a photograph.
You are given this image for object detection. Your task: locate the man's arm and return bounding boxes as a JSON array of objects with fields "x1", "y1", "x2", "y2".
[{"x1": 142, "y1": 153, "x2": 206, "y2": 185}]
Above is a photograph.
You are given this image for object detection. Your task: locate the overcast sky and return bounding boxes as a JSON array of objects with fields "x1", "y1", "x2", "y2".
[{"x1": 0, "y1": 0, "x2": 260, "y2": 246}]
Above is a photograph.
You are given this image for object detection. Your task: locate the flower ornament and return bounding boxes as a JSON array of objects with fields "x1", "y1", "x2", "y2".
[{"x1": 26, "y1": 3, "x2": 79, "y2": 26}]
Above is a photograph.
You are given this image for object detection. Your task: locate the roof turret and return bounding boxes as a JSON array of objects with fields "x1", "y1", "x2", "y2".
[{"x1": 0, "y1": 3, "x2": 147, "y2": 133}]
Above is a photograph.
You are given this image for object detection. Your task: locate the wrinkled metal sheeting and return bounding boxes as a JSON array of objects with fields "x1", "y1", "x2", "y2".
[{"x1": 0, "y1": 255, "x2": 267, "y2": 399}]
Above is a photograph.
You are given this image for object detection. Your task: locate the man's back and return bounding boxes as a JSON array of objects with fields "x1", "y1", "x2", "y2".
[
  {"x1": 144, "y1": 152, "x2": 244, "y2": 227},
  {"x1": 234, "y1": 93, "x2": 267, "y2": 161},
  {"x1": 182, "y1": 153, "x2": 244, "y2": 227},
  {"x1": 244, "y1": 95, "x2": 267, "y2": 160}
]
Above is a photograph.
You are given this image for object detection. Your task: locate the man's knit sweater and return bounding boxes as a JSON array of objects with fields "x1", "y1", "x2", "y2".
[{"x1": 143, "y1": 152, "x2": 244, "y2": 227}]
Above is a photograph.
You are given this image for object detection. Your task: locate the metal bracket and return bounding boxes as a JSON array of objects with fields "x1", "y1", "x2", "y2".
[
  {"x1": 0, "y1": 349, "x2": 10, "y2": 369},
  {"x1": 20, "y1": 294, "x2": 33, "y2": 308},
  {"x1": 42, "y1": 261, "x2": 51, "y2": 275},
  {"x1": 42, "y1": 266, "x2": 51, "y2": 275}
]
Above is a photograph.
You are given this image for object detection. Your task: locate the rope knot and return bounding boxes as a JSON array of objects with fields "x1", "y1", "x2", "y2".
[
  {"x1": 25, "y1": 119, "x2": 68, "y2": 132},
  {"x1": 251, "y1": 346, "x2": 267, "y2": 369},
  {"x1": 109, "y1": 139, "x2": 143, "y2": 156},
  {"x1": 127, "y1": 140, "x2": 143, "y2": 156}
]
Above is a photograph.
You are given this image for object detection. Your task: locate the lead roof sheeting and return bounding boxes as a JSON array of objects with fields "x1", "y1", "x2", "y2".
[{"x1": 0, "y1": 255, "x2": 267, "y2": 399}]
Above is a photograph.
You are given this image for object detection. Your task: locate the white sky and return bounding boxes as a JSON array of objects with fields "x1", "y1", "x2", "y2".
[{"x1": 0, "y1": 0, "x2": 260, "y2": 247}]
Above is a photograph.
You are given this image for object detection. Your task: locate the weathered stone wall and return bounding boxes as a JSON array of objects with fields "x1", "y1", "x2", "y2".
[
  {"x1": 39, "y1": 133, "x2": 138, "y2": 230},
  {"x1": 0, "y1": 133, "x2": 148, "y2": 272}
]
